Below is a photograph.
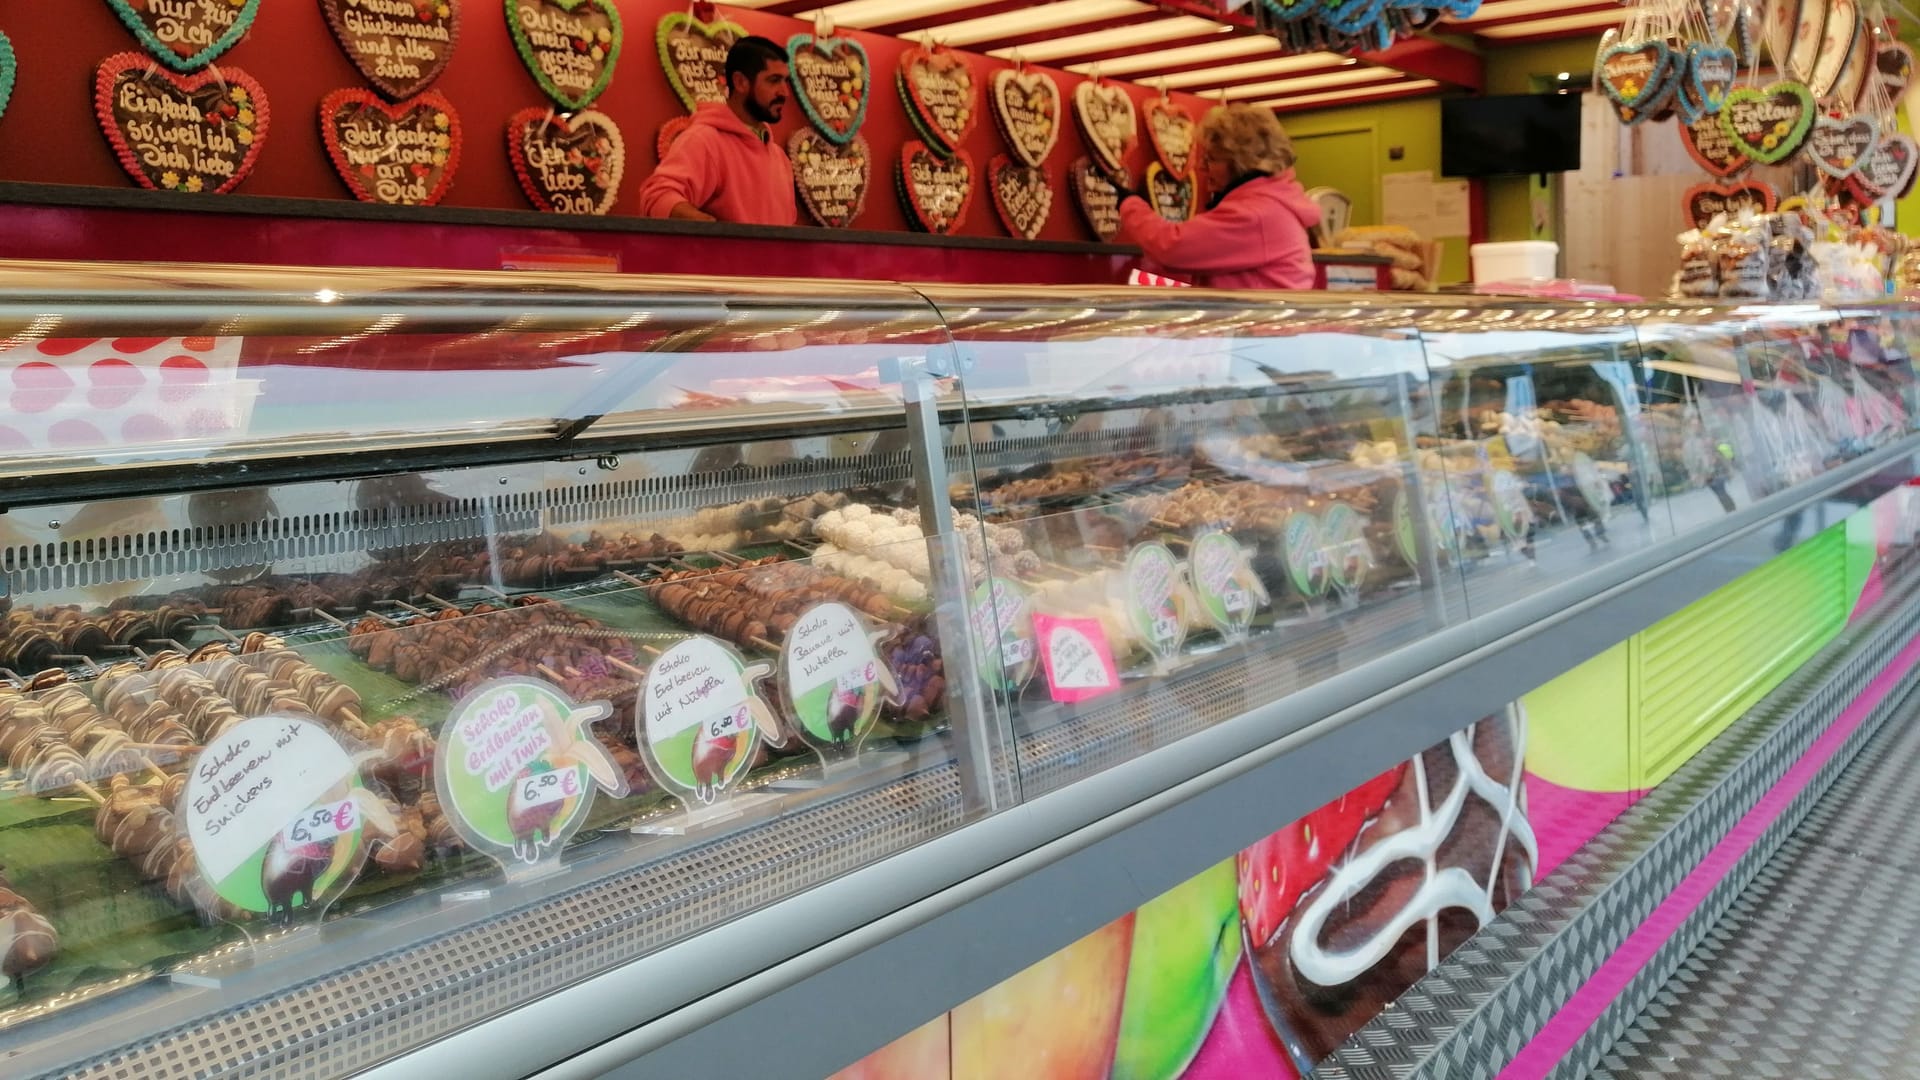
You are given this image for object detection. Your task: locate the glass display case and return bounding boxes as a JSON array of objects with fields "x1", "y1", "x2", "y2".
[{"x1": 0, "y1": 263, "x2": 1915, "y2": 1080}]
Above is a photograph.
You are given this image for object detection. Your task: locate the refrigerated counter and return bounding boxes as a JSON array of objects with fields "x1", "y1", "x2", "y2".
[{"x1": 0, "y1": 264, "x2": 1911, "y2": 1079}]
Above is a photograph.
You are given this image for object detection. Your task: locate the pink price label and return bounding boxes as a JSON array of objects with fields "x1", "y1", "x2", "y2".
[{"x1": 281, "y1": 798, "x2": 358, "y2": 847}]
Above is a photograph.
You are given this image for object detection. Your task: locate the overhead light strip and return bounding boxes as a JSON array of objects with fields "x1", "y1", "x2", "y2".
[
  {"x1": 989, "y1": 15, "x2": 1226, "y2": 61},
  {"x1": 1158, "y1": 52, "x2": 1352, "y2": 89},
  {"x1": 1476, "y1": 8, "x2": 1628, "y2": 36},
  {"x1": 902, "y1": 0, "x2": 1151, "y2": 47},
  {"x1": 1254, "y1": 78, "x2": 1440, "y2": 109},
  {"x1": 1071, "y1": 35, "x2": 1279, "y2": 75},
  {"x1": 1224, "y1": 66, "x2": 1400, "y2": 99}
]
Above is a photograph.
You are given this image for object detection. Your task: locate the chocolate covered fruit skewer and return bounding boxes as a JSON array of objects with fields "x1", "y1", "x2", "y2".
[{"x1": 0, "y1": 867, "x2": 58, "y2": 981}]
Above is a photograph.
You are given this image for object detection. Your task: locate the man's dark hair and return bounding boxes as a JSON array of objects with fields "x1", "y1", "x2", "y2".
[{"x1": 726, "y1": 36, "x2": 788, "y2": 89}]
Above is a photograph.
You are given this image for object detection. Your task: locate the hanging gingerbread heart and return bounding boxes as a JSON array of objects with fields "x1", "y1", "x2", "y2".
[
  {"x1": 103, "y1": 0, "x2": 260, "y2": 72},
  {"x1": 1852, "y1": 133, "x2": 1918, "y2": 200},
  {"x1": 1616, "y1": 68, "x2": 1678, "y2": 127},
  {"x1": 898, "y1": 140, "x2": 974, "y2": 234},
  {"x1": 1763, "y1": 0, "x2": 1800, "y2": 75},
  {"x1": 899, "y1": 45, "x2": 977, "y2": 154},
  {"x1": 1785, "y1": 0, "x2": 1827, "y2": 84},
  {"x1": 1720, "y1": 81, "x2": 1815, "y2": 164},
  {"x1": 94, "y1": 53, "x2": 268, "y2": 194},
  {"x1": 320, "y1": 0, "x2": 459, "y2": 101},
  {"x1": 790, "y1": 128, "x2": 870, "y2": 228},
  {"x1": 787, "y1": 33, "x2": 869, "y2": 145},
  {"x1": 1146, "y1": 161, "x2": 1195, "y2": 223},
  {"x1": 1874, "y1": 41, "x2": 1914, "y2": 101},
  {"x1": 1597, "y1": 40, "x2": 1674, "y2": 109},
  {"x1": 1681, "y1": 114, "x2": 1752, "y2": 177},
  {"x1": 0, "y1": 32, "x2": 14, "y2": 124},
  {"x1": 507, "y1": 107, "x2": 624, "y2": 215},
  {"x1": 1688, "y1": 45, "x2": 1738, "y2": 116},
  {"x1": 1732, "y1": 0, "x2": 1758, "y2": 67},
  {"x1": 321, "y1": 87, "x2": 462, "y2": 206},
  {"x1": 990, "y1": 67, "x2": 1061, "y2": 170},
  {"x1": 1145, "y1": 98, "x2": 1196, "y2": 180},
  {"x1": 988, "y1": 154, "x2": 1050, "y2": 240},
  {"x1": 656, "y1": 11, "x2": 745, "y2": 113},
  {"x1": 1808, "y1": 0, "x2": 1860, "y2": 100},
  {"x1": 1074, "y1": 79, "x2": 1136, "y2": 178},
  {"x1": 1829, "y1": 9, "x2": 1871, "y2": 107},
  {"x1": 509, "y1": 0, "x2": 622, "y2": 111},
  {"x1": 1070, "y1": 156, "x2": 1126, "y2": 242},
  {"x1": 1806, "y1": 115, "x2": 1877, "y2": 178},
  {"x1": 1682, "y1": 179, "x2": 1777, "y2": 229},
  {"x1": 656, "y1": 115, "x2": 690, "y2": 162}
]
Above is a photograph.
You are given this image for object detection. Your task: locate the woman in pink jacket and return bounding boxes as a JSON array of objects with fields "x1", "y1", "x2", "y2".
[{"x1": 1118, "y1": 104, "x2": 1322, "y2": 290}]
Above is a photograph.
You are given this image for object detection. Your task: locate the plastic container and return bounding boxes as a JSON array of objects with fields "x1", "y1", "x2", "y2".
[{"x1": 1470, "y1": 240, "x2": 1559, "y2": 283}]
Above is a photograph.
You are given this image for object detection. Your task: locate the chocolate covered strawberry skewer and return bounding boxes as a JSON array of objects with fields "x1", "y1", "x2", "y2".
[{"x1": 0, "y1": 867, "x2": 58, "y2": 984}]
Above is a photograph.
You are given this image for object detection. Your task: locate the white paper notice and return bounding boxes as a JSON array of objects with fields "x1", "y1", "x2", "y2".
[
  {"x1": 1381, "y1": 170, "x2": 1436, "y2": 237},
  {"x1": 1433, "y1": 179, "x2": 1472, "y2": 237}
]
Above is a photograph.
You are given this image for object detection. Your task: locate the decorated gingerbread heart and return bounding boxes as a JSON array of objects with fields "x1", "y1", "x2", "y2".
[
  {"x1": 94, "y1": 52, "x2": 268, "y2": 194},
  {"x1": 1806, "y1": 115, "x2": 1876, "y2": 178},
  {"x1": 1785, "y1": 0, "x2": 1825, "y2": 83},
  {"x1": 1146, "y1": 162, "x2": 1195, "y2": 224},
  {"x1": 1681, "y1": 115, "x2": 1750, "y2": 177},
  {"x1": 990, "y1": 68, "x2": 1060, "y2": 170},
  {"x1": 790, "y1": 128, "x2": 869, "y2": 228},
  {"x1": 988, "y1": 154, "x2": 1050, "y2": 240},
  {"x1": 787, "y1": 33, "x2": 869, "y2": 145},
  {"x1": 1682, "y1": 179, "x2": 1776, "y2": 229},
  {"x1": 1597, "y1": 40, "x2": 1674, "y2": 109},
  {"x1": 0, "y1": 32, "x2": 14, "y2": 125},
  {"x1": 1074, "y1": 79, "x2": 1136, "y2": 178},
  {"x1": 1145, "y1": 98, "x2": 1196, "y2": 180},
  {"x1": 1688, "y1": 44, "x2": 1737, "y2": 116},
  {"x1": 1720, "y1": 81, "x2": 1815, "y2": 164},
  {"x1": 508, "y1": 0, "x2": 622, "y2": 111},
  {"x1": 1874, "y1": 40, "x2": 1915, "y2": 102},
  {"x1": 898, "y1": 139, "x2": 973, "y2": 235},
  {"x1": 656, "y1": 11, "x2": 746, "y2": 113},
  {"x1": 1069, "y1": 156, "x2": 1126, "y2": 242},
  {"x1": 1851, "y1": 133, "x2": 1918, "y2": 200},
  {"x1": 320, "y1": 0, "x2": 459, "y2": 101},
  {"x1": 321, "y1": 88, "x2": 461, "y2": 206},
  {"x1": 900, "y1": 45, "x2": 977, "y2": 154},
  {"x1": 507, "y1": 107, "x2": 623, "y2": 215},
  {"x1": 103, "y1": 0, "x2": 260, "y2": 72},
  {"x1": 1830, "y1": 8, "x2": 1872, "y2": 107},
  {"x1": 656, "y1": 115, "x2": 690, "y2": 163},
  {"x1": 1808, "y1": 0, "x2": 1861, "y2": 100}
]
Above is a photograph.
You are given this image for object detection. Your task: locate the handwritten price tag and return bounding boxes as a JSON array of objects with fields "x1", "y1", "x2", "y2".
[
  {"x1": 282, "y1": 798, "x2": 357, "y2": 847},
  {"x1": 516, "y1": 769, "x2": 581, "y2": 810},
  {"x1": 837, "y1": 663, "x2": 877, "y2": 694},
  {"x1": 710, "y1": 702, "x2": 752, "y2": 739},
  {"x1": 1223, "y1": 586, "x2": 1250, "y2": 614}
]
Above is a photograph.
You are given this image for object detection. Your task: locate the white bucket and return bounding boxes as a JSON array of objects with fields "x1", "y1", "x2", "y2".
[{"x1": 1470, "y1": 241, "x2": 1559, "y2": 283}]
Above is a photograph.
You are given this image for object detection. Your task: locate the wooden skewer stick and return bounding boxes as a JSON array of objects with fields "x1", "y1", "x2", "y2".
[
  {"x1": 389, "y1": 601, "x2": 434, "y2": 619},
  {"x1": 124, "y1": 742, "x2": 202, "y2": 754},
  {"x1": 639, "y1": 644, "x2": 663, "y2": 659},
  {"x1": 536, "y1": 664, "x2": 567, "y2": 684},
  {"x1": 614, "y1": 570, "x2": 651, "y2": 589},
  {"x1": 425, "y1": 594, "x2": 460, "y2": 610},
  {"x1": 750, "y1": 635, "x2": 780, "y2": 654},
  {"x1": 313, "y1": 610, "x2": 351, "y2": 629},
  {"x1": 70, "y1": 779, "x2": 106, "y2": 805},
  {"x1": 608, "y1": 656, "x2": 647, "y2": 680}
]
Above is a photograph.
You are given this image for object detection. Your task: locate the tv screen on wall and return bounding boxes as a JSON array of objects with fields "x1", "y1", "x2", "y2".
[{"x1": 1441, "y1": 93, "x2": 1583, "y2": 177}]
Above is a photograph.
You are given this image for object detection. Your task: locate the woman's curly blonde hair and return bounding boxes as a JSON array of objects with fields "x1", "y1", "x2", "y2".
[{"x1": 1199, "y1": 103, "x2": 1297, "y2": 177}]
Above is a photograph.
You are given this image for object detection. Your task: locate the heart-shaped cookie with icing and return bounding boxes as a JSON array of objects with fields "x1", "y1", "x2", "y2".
[
  {"x1": 1874, "y1": 40, "x2": 1915, "y2": 101},
  {"x1": 1806, "y1": 115, "x2": 1876, "y2": 178},
  {"x1": 990, "y1": 68, "x2": 1060, "y2": 169},
  {"x1": 989, "y1": 154, "x2": 1051, "y2": 240},
  {"x1": 94, "y1": 52, "x2": 268, "y2": 194},
  {"x1": 655, "y1": 11, "x2": 745, "y2": 113},
  {"x1": 1146, "y1": 162, "x2": 1195, "y2": 223},
  {"x1": 656, "y1": 115, "x2": 690, "y2": 162},
  {"x1": 104, "y1": 0, "x2": 260, "y2": 72},
  {"x1": 1688, "y1": 44, "x2": 1737, "y2": 115},
  {"x1": 1074, "y1": 79, "x2": 1136, "y2": 177},
  {"x1": 1597, "y1": 40, "x2": 1674, "y2": 108},
  {"x1": 1719, "y1": 80, "x2": 1815, "y2": 164},
  {"x1": 898, "y1": 139, "x2": 974, "y2": 235},
  {"x1": 790, "y1": 128, "x2": 870, "y2": 228},
  {"x1": 510, "y1": 0, "x2": 622, "y2": 110},
  {"x1": 1680, "y1": 113, "x2": 1751, "y2": 177},
  {"x1": 1146, "y1": 98, "x2": 1196, "y2": 180},
  {"x1": 321, "y1": 87, "x2": 462, "y2": 206},
  {"x1": 0, "y1": 32, "x2": 15, "y2": 124},
  {"x1": 900, "y1": 45, "x2": 977, "y2": 154},
  {"x1": 1069, "y1": 156, "x2": 1126, "y2": 241},
  {"x1": 1851, "y1": 133, "x2": 1918, "y2": 199},
  {"x1": 788, "y1": 33, "x2": 869, "y2": 144},
  {"x1": 321, "y1": 0, "x2": 460, "y2": 101},
  {"x1": 1682, "y1": 179, "x2": 1776, "y2": 229},
  {"x1": 507, "y1": 107, "x2": 624, "y2": 215}
]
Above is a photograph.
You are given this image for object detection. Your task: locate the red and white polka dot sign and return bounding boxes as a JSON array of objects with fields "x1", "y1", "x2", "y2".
[{"x1": 1, "y1": 336, "x2": 252, "y2": 455}]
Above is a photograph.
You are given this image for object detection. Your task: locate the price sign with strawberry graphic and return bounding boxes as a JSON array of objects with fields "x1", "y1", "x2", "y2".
[
  {"x1": 182, "y1": 714, "x2": 375, "y2": 924},
  {"x1": 779, "y1": 602, "x2": 896, "y2": 761},
  {"x1": 433, "y1": 676, "x2": 626, "y2": 872},
  {"x1": 1282, "y1": 510, "x2": 1330, "y2": 599},
  {"x1": 970, "y1": 576, "x2": 1037, "y2": 694},
  {"x1": 641, "y1": 636, "x2": 779, "y2": 810},
  {"x1": 1190, "y1": 530, "x2": 1268, "y2": 640},
  {"x1": 1121, "y1": 541, "x2": 1187, "y2": 669}
]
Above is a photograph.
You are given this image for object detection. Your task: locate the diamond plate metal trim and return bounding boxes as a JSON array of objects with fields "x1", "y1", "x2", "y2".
[{"x1": 1312, "y1": 557, "x2": 1920, "y2": 1080}]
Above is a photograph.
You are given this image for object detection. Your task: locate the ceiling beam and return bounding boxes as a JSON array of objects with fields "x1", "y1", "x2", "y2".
[
  {"x1": 961, "y1": 11, "x2": 1168, "y2": 54},
  {"x1": 861, "y1": 0, "x2": 1031, "y2": 37},
  {"x1": 1463, "y1": 1, "x2": 1619, "y2": 31},
  {"x1": 1048, "y1": 28, "x2": 1244, "y2": 67},
  {"x1": 1267, "y1": 80, "x2": 1443, "y2": 113},
  {"x1": 1169, "y1": 60, "x2": 1355, "y2": 94},
  {"x1": 752, "y1": 0, "x2": 825, "y2": 16},
  {"x1": 1355, "y1": 35, "x2": 1483, "y2": 90}
]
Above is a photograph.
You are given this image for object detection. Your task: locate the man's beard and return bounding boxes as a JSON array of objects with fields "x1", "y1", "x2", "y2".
[{"x1": 747, "y1": 95, "x2": 784, "y2": 124}]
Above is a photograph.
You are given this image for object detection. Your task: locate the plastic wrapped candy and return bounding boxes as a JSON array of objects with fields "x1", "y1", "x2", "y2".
[
  {"x1": 1677, "y1": 226, "x2": 1719, "y2": 298},
  {"x1": 1717, "y1": 213, "x2": 1770, "y2": 300}
]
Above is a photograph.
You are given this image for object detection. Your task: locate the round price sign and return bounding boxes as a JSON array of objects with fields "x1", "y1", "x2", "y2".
[
  {"x1": 183, "y1": 714, "x2": 368, "y2": 921},
  {"x1": 434, "y1": 677, "x2": 625, "y2": 868},
  {"x1": 1393, "y1": 487, "x2": 1418, "y2": 567},
  {"x1": 1283, "y1": 510, "x2": 1329, "y2": 599},
  {"x1": 970, "y1": 577, "x2": 1037, "y2": 693},
  {"x1": 1571, "y1": 452, "x2": 1612, "y2": 522},
  {"x1": 1190, "y1": 530, "x2": 1266, "y2": 639},
  {"x1": 1322, "y1": 503, "x2": 1375, "y2": 594},
  {"x1": 1491, "y1": 470, "x2": 1532, "y2": 540},
  {"x1": 641, "y1": 636, "x2": 770, "y2": 806},
  {"x1": 1122, "y1": 542, "x2": 1187, "y2": 664},
  {"x1": 781, "y1": 602, "x2": 895, "y2": 756}
]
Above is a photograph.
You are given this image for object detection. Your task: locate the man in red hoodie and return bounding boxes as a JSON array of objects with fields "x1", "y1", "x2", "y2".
[{"x1": 639, "y1": 36, "x2": 798, "y2": 225}]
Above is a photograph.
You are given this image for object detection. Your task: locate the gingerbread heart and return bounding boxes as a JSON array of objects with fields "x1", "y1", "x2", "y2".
[
  {"x1": 1688, "y1": 44, "x2": 1737, "y2": 115},
  {"x1": 786, "y1": 33, "x2": 868, "y2": 145},
  {"x1": 989, "y1": 154, "x2": 1050, "y2": 240},
  {"x1": 1785, "y1": 0, "x2": 1825, "y2": 82},
  {"x1": 656, "y1": 11, "x2": 745, "y2": 113},
  {"x1": 1597, "y1": 40, "x2": 1674, "y2": 109},
  {"x1": 1146, "y1": 162, "x2": 1195, "y2": 223},
  {"x1": 1874, "y1": 40, "x2": 1914, "y2": 101},
  {"x1": 1851, "y1": 133, "x2": 1918, "y2": 199},
  {"x1": 1069, "y1": 156, "x2": 1126, "y2": 242},
  {"x1": 990, "y1": 68, "x2": 1060, "y2": 170},
  {"x1": 1720, "y1": 81, "x2": 1815, "y2": 164},
  {"x1": 656, "y1": 115, "x2": 690, "y2": 163},
  {"x1": 0, "y1": 32, "x2": 14, "y2": 124},
  {"x1": 103, "y1": 0, "x2": 259, "y2": 72},
  {"x1": 94, "y1": 52, "x2": 268, "y2": 194},
  {"x1": 1831, "y1": 10, "x2": 1872, "y2": 107},
  {"x1": 508, "y1": 0, "x2": 622, "y2": 111},
  {"x1": 898, "y1": 140, "x2": 973, "y2": 235},
  {"x1": 1616, "y1": 71, "x2": 1678, "y2": 127},
  {"x1": 1681, "y1": 115, "x2": 1751, "y2": 177},
  {"x1": 507, "y1": 107, "x2": 623, "y2": 215},
  {"x1": 1732, "y1": 0, "x2": 1758, "y2": 66},
  {"x1": 1683, "y1": 179, "x2": 1776, "y2": 229},
  {"x1": 1762, "y1": 0, "x2": 1799, "y2": 74},
  {"x1": 321, "y1": 88, "x2": 461, "y2": 206},
  {"x1": 1146, "y1": 98, "x2": 1196, "y2": 180},
  {"x1": 1809, "y1": 0, "x2": 1860, "y2": 99},
  {"x1": 1806, "y1": 115, "x2": 1877, "y2": 178},
  {"x1": 320, "y1": 0, "x2": 460, "y2": 101},
  {"x1": 900, "y1": 45, "x2": 977, "y2": 154},
  {"x1": 790, "y1": 128, "x2": 869, "y2": 228},
  {"x1": 1074, "y1": 79, "x2": 1136, "y2": 177}
]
